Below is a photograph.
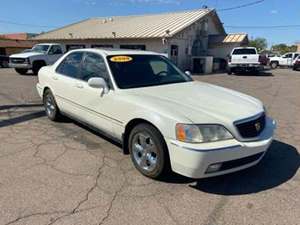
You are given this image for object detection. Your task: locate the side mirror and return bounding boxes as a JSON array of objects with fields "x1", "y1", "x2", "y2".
[
  {"x1": 88, "y1": 77, "x2": 109, "y2": 95},
  {"x1": 185, "y1": 71, "x2": 192, "y2": 76}
]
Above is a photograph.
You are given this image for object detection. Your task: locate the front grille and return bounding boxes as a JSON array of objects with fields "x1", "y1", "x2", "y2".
[
  {"x1": 219, "y1": 152, "x2": 264, "y2": 171},
  {"x1": 10, "y1": 58, "x2": 26, "y2": 64},
  {"x1": 235, "y1": 113, "x2": 266, "y2": 138}
]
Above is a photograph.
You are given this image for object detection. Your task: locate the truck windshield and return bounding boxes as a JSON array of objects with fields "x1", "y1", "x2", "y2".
[
  {"x1": 232, "y1": 49, "x2": 257, "y2": 55},
  {"x1": 107, "y1": 55, "x2": 193, "y2": 89},
  {"x1": 31, "y1": 45, "x2": 50, "y2": 53}
]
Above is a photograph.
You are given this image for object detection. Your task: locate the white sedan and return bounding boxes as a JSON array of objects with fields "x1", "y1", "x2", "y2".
[{"x1": 37, "y1": 49, "x2": 276, "y2": 179}]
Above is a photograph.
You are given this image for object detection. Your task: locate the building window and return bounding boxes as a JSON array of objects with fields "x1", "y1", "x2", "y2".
[
  {"x1": 120, "y1": 45, "x2": 146, "y2": 50},
  {"x1": 91, "y1": 44, "x2": 113, "y2": 48},
  {"x1": 66, "y1": 44, "x2": 86, "y2": 51}
]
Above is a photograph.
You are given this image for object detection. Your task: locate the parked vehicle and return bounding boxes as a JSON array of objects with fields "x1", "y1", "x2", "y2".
[
  {"x1": 37, "y1": 49, "x2": 276, "y2": 179},
  {"x1": 293, "y1": 55, "x2": 300, "y2": 71},
  {"x1": 269, "y1": 52, "x2": 300, "y2": 69},
  {"x1": 0, "y1": 55, "x2": 9, "y2": 68},
  {"x1": 227, "y1": 47, "x2": 264, "y2": 74},
  {"x1": 9, "y1": 43, "x2": 64, "y2": 75}
]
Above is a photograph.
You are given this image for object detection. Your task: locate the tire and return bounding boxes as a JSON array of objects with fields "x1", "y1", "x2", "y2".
[
  {"x1": 15, "y1": 68, "x2": 28, "y2": 75},
  {"x1": 270, "y1": 61, "x2": 278, "y2": 69},
  {"x1": 227, "y1": 68, "x2": 232, "y2": 75},
  {"x1": 43, "y1": 89, "x2": 61, "y2": 121},
  {"x1": 128, "y1": 123, "x2": 170, "y2": 179},
  {"x1": 32, "y1": 61, "x2": 46, "y2": 75}
]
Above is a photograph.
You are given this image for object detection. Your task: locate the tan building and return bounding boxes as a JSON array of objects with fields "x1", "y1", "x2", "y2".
[
  {"x1": 297, "y1": 43, "x2": 300, "y2": 52},
  {"x1": 33, "y1": 8, "x2": 246, "y2": 72},
  {"x1": 0, "y1": 38, "x2": 35, "y2": 56}
]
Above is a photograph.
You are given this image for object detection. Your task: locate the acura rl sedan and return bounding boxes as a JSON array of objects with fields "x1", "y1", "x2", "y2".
[{"x1": 36, "y1": 49, "x2": 276, "y2": 179}]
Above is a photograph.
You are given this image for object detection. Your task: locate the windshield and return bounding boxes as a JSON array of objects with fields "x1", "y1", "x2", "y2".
[
  {"x1": 31, "y1": 45, "x2": 50, "y2": 53},
  {"x1": 232, "y1": 48, "x2": 257, "y2": 55},
  {"x1": 107, "y1": 55, "x2": 192, "y2": 89}
]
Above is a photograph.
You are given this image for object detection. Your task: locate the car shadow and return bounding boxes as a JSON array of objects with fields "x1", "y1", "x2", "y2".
[
  {"x1": 0, "y1": 103, "x2": 43, "y2": 111},
  {"x1": 190, "y1": 140, "x2": 299, "y2": 195},
  {"x1": 233, "y1": 71, "x2": 274, "y2": 76},
  {"x1": 159, "y1": 140, "x2": 299, "y2": 195}
]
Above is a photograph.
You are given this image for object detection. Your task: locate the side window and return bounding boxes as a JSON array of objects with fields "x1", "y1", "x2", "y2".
[
  {"x1": 79, "y1": 52, "x2": 109, "y2": 82},
  {"x1": 49, "y1": 45, "x2": 63, "y2": 55},
  {"x1": 285, "y1": 54, "x2": 292, "y2": 58},
  {"x1": 294, "y1": 54, "x2": 299, "y2": 59},
  {"x1": 56, "y1": 52, "x2": 83, "y2": 78}
]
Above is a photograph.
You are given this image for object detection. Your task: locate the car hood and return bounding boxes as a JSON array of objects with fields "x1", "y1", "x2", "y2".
[
  {"x1": 10, "y1": 52, "x2": 44, "y2": 58},
  {"x1": 126, "y1": 81, "x2": 264, "y2": 124}
]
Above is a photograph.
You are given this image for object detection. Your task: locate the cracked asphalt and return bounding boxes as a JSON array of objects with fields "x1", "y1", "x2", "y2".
[{"x1": 0, "y1": 68, "x2": 299, "y2": 225}]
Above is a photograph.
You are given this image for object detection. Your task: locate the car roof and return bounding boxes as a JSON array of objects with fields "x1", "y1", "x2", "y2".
[{"x1": 68, "y1": 48, "x2": 161, "y2": 56}]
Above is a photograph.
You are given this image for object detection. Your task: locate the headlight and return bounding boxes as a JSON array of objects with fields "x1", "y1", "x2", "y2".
[{"x1": 176, "y1": 124, "x2": 233, "y2": 143}]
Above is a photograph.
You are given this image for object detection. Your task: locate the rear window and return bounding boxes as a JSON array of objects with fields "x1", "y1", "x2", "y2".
[{"x1": 232, "y1": 49, "x2": 257, "y2": 55}]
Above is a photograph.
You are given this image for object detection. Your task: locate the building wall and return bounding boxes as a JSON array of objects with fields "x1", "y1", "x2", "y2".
[
  {"x1": 208, "y1": 43, "x2": 241, "y2": 59},
  {"x1": 5, "y1": 47, "x2": 29, "y2": 55},
  {"x1": 168, "y1": 14, "x2": 224, "y2": 70},
  {"x1": 298, "y1": 44, "x2": 300, "y2": 52}
]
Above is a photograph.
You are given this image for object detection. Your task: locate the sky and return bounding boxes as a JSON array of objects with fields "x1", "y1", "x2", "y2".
[{"x1": 0, "y1": 0, "x2": 299, "y2": 46}]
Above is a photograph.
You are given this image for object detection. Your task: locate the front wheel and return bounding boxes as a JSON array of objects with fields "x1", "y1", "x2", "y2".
[
  {"x1": 128, "y1": 123, "x2": 170, "y2": 179},
  {"x1": 43, "y1": 89, "x2": 61, "y2": 121},
  {"x1": 15, "y1": 68, "x2": 28, "y2": 75}
]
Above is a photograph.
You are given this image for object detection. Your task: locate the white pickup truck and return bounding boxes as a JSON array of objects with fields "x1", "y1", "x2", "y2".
[
  {"x1": 227, "y1": 47, "x2": 264, "y2": 75},
  {"x1": 269, "y1": 52, "x2": 300, "y2": 69},
  {"x1": 9, "y1": 43, "x2": 64, "y2": 75}
]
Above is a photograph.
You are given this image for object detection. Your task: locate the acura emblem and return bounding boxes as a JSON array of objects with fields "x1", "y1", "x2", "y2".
[{"x1": 255, "y1": 122, "x2": 261, "y2": 132}]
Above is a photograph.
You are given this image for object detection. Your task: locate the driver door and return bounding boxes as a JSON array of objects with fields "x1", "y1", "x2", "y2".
[
  {"x1": 48, "y1": 45, "x2": 64, "y2": 65},
  {"x1": 71, "y1": 52, "x2": 117, "y2": 136}
]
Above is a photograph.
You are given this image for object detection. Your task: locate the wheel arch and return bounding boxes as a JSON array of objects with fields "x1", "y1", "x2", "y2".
[{"x1": 123, "y1": 118, "x2": 167, "y2": 155}]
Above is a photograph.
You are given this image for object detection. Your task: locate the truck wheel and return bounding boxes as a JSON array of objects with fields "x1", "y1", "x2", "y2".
[
  {"x1": 15, "y1": 68, "x2": 28, "y2": 75},
  {"x1": 32, "y1": 61, "x2": 46, "y2": 75},
  {"x1": 128, "y1": 123, "x2": 170, "y2": 179},
  {"x1": 270, "y1": 61, "x2": 278, "y2": 69},
  {"x1": 227, "y1": 68, "x2": 232, "y2": 75}
]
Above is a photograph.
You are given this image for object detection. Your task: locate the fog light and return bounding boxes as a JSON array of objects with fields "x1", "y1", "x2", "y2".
[{"x1": 206, "y1": 163, "x2": 222, "y2": 174}]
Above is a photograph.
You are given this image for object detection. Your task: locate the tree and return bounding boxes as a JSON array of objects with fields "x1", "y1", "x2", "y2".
[
  {"x1": 249, "y1": 37, "x2": 268, "y2": 52},
  {"x1": 271, "y1": 44, "x2": 297, "y2": 54}
]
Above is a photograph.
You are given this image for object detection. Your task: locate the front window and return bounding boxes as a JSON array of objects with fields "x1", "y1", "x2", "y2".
[
  {"x1": 107, "y1": 55, "x2": 192, "y2": 89},
  {"x1": 31, "y1": 45, "x2": 50, "y2": 53}
]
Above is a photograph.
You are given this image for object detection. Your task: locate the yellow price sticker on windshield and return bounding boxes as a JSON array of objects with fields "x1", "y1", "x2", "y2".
[{"x1": 110, "y1": 56, "x2": 133, "y2": 63}]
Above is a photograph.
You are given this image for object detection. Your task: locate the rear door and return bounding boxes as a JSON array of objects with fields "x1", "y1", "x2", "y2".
[
  {"x1": 51, "y1": 52, "x2": 84, "y2": 117},
  {"x1": 231, "y1": 48, "x2": 259, "y2": 64}
]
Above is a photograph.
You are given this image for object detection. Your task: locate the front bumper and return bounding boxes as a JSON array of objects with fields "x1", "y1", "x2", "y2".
[
  {"x1": 166, "y1": 117, "x2": 276, "y2": 179},
  {"x1": 9, "y1": 63, "x2": 32, "y2": 69}
]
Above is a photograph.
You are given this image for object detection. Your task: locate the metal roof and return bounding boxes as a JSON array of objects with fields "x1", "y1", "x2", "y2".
[
  {"x1": 34, "y1": 9, "x2": 214, "y2": 40},
  {"x1": 223, "y1": 33, "x2": 248, "y2": 43}
]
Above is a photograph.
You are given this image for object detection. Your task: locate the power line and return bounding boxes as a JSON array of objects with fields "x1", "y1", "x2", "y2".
[
  {"x1": 0, "y1": 19, "x2": 57, "y2": 28},
  {"x1": 225, "y1": 25, "x2": 300, "y2": 29},
  {"x1": 218, "y1": 0, "x2": 265, "y2": 11}
]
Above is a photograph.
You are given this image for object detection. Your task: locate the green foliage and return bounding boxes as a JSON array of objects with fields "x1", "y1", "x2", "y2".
[
  {"x1": 271, "y1": 44, "x2": 298, "y2": 54},
  {"x1": 249, "y1": 37, "x2": 268, "y2": 51}
]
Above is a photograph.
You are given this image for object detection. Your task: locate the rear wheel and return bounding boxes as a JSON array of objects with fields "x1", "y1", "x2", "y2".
[
  {"x1": 128, "y1": 123, "x2": 170, "y2": 179},
  {"x1": 227, "y1": 68, "x2": 233, "y2": 75},
  {"x1": 32, "y1": 61, "x2": 46, "y2": 75},
  {"x1": 270, "y1": 61, "x2": 278, "y2": 69},
  {"x1": 15, "y1": 68, "x2": 28, "y2": 75},
  {"x1": 43, "y1": 89, "x2": 61, "y2": 121}
]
